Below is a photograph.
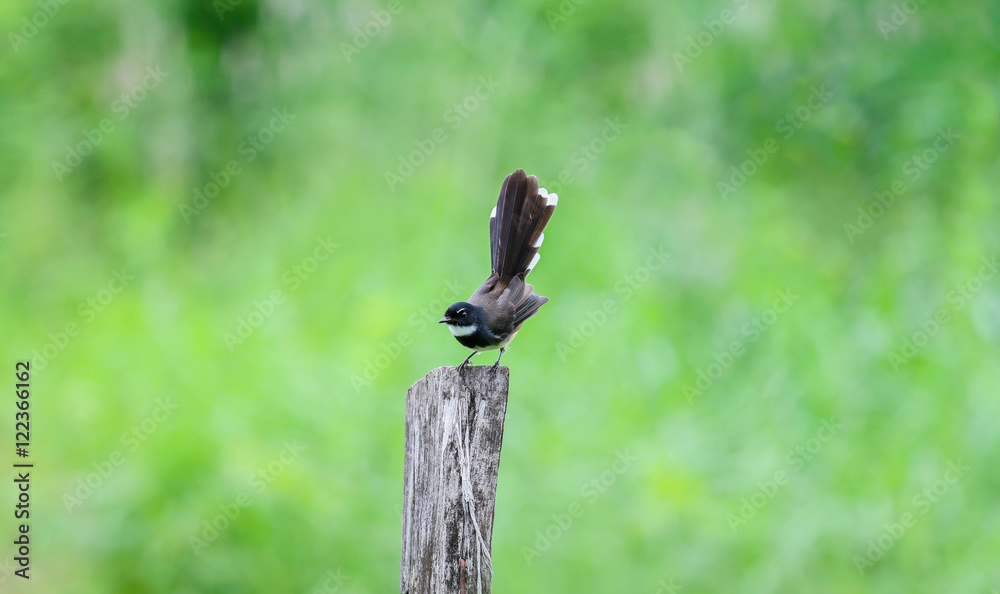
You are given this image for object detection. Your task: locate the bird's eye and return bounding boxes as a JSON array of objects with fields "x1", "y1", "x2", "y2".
[{"x1": 460, "y1": 310, "x2": 467, "y2": 317}]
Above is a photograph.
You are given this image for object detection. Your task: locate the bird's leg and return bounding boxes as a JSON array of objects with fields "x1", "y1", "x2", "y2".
[
  {"x1": 491, "y1": 348, "x2": 506, "y2": 373},
  {"x1": 459, "y1": 351, "x2": 477, "y2": 372}
]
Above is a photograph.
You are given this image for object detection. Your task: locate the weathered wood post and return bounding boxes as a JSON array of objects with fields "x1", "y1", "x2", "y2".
[{"x1": 401, "y1": 366, "x2": 510, "y2": 594}]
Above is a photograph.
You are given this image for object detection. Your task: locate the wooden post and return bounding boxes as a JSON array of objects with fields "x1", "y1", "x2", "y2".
[{"x1": 401, "y1": 366, "x2": 510, "y2": 594}]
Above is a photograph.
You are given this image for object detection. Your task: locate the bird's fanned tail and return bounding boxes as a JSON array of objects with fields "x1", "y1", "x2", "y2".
[{"x1": 489, "y1": 169, "x2": 558, "y2": 283}]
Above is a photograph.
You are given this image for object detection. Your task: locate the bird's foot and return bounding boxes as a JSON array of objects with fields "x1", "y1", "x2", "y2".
[
  {"x1": 459, "y1": 352, "x2": 477, "y2": 373},
  {"x1": 490, "y1": 348, "x2": 505, "y2": 374}
]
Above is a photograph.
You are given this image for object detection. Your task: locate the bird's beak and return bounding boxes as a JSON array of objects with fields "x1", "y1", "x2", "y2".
[{"x1": 439, "y1": 317, "x2": 452, "y2": 324}]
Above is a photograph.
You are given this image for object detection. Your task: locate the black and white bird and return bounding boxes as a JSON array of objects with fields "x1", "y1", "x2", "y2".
[{"x1": 439, "y1": 169, "x2": 558, "y2": 370}]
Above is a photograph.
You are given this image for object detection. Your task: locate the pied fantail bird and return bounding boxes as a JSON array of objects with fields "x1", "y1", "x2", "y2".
[{"x1": 439, "y1": 169, "x2": 558, "y2": 370}]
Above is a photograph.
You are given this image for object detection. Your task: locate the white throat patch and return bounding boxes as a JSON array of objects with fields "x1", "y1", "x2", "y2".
[{"x1": 447, "y1": 323, "x2": 477, "y2": 337}]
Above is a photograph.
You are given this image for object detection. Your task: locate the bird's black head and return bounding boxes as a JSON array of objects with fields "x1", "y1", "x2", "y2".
[{"x1": 440, "y1": 302, "x2": 480, "y2": 327}]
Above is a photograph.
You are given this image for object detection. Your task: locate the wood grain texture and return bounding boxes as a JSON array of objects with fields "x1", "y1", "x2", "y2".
[{"x1": 401, "y1": 366, "x2": 510, "y2": 594}]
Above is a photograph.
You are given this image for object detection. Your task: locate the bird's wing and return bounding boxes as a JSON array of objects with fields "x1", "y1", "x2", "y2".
[{"x1": 499, "y1": 275, "x2": 550, "y2": 327}]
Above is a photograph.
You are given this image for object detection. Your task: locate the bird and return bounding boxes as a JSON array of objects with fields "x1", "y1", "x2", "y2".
[{"x1": 439, "y1": 169, "x2": 558, "y2": 371}]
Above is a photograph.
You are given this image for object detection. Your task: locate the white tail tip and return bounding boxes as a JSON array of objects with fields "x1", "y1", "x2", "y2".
[
  {"x1": 490, "y1": 206, "x2": 497, "y2": 219},
  {"x1": 527, "y1": 252, "x2": 541, "y2": 273},
  {"x1": 533, "y1": 232, "x2": 544, "y2": 248},
  {"x1": 547, "y1": 193, "x2": 558, "y2": 207}
]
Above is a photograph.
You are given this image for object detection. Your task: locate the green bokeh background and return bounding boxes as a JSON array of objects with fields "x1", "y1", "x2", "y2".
[{"x1": 2, "y1": 0, "x2": 999, "y2": 592}]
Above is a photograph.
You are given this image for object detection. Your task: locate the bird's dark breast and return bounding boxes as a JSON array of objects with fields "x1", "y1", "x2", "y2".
[{"x1": 455, "y1": 327, "x2": 503, "y2": 350}]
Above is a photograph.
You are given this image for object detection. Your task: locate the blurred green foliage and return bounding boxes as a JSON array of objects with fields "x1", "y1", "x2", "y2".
[{"x1": 1, "y1": 0, "x2": 999, "y2": 592}]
